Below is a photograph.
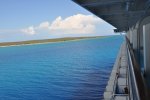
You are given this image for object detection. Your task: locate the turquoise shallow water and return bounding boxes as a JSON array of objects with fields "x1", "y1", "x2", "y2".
[{"x1": 0, "y1": 36, "x2": 123, "y2": 100}]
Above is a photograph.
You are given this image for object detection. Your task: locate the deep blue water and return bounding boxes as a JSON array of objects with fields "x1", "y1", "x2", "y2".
[{"x1": 0, "y1": 36, "x2": 123, "y2": 100}]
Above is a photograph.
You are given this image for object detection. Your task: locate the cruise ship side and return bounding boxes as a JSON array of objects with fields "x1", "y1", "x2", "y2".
[{"x1": 73, "y1": 0, "x2": 150, "y2": 100}]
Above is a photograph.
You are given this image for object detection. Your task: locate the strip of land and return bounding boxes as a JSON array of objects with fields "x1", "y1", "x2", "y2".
[{"x1": 0, "y1": 36, "x2": 106, "y2": 47}]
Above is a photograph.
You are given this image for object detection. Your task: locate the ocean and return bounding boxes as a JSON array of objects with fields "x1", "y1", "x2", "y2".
[{"x1": 0, "y1": 36, "x2": 123, "y2": 100}]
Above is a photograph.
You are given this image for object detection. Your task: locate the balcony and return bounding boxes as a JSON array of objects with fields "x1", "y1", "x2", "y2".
[{"x1": 103, "y1": 37, "x2": 149, "y2": 100}]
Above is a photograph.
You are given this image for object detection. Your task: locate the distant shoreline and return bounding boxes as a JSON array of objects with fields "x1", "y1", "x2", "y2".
[{"x1": 0, "y1": 36, "x2": 113, "y2": 47}]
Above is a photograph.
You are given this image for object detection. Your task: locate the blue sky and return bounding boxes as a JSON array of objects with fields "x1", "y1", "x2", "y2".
[{"x1": 0, "y1": 0, "x2": 115, "y2": 42}]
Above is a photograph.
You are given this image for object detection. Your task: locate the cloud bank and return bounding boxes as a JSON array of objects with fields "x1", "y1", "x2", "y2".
[
  {"x1": 49, "y1": 14, "x2": 101, "y2": 34},
  {"x1": 20, "y1": 14, "x2": 102, "y2": 35}
]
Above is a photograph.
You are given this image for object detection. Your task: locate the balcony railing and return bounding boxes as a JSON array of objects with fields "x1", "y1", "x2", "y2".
[{"x1": 126, "y1": 37, "x2": 149, "y2": 100}]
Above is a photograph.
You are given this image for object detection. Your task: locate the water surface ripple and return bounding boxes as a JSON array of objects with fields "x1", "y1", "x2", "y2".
[{"x1": 0, "y1": 36, "x2": 123, "y2": 100}]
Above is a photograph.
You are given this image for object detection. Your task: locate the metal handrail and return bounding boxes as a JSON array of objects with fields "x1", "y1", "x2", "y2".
[
  {"x1": 127, "y1": 45, "x2": 140, "y2": 100},
  {"x1": 126, "y1": 37, "x2": 148, "y2": 100}
]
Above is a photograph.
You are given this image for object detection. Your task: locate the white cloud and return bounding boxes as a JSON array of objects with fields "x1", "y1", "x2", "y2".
[
  {"x1": 39, "y1": 21, "x2": 50, "y2": 29},
  {"x1": 10, "y1": 14, "x2": 102, "y2": 35},
  {"x1": 49, "y1": 14, "x2": 101, "y2": 34},
  {"x1": 21, "y1": 26, "x2": 35, "y2": 35}
]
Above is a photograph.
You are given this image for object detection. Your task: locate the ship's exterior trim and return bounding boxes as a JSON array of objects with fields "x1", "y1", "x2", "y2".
[{"x1": 73, "y1": 0, "x2": 150, "y2": 32}]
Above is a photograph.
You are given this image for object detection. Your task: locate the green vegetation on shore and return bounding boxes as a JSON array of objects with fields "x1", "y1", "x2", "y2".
[{"x1": 0, "y1": 36, "x2": 106, "y2": 47}]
